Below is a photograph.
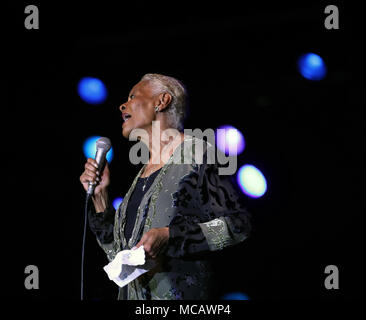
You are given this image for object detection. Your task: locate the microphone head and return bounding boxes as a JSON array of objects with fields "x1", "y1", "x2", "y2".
[{"x1": 96, "y1": 137, "x2": 111, "y2": 152}]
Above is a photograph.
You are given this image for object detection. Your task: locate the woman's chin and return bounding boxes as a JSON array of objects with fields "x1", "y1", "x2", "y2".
[{"x1": 122, "y1": 125, "x2": 132, "y2": 139}]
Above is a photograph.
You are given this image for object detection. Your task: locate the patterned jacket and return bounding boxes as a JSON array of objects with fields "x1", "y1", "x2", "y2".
[{"x1": 88, "y1": 135, "x2": 251, "y2": 299}]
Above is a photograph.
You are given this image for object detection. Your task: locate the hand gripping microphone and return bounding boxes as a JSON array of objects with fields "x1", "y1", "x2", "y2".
[{"x1": 86, "y1": 137, "x2": 111, "y2": 198}]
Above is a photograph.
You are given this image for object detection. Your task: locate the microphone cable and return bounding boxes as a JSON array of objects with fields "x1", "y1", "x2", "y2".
[{"x1": 81, "y1": 194, "x2": 91, "y2": 300}]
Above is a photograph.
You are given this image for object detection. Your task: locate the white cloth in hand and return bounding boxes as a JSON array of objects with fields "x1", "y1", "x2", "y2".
[{"x1": 103, "y1": 246, "x2": 155, "y2": 288}]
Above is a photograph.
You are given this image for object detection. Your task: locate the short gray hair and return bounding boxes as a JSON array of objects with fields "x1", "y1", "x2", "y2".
[{"x1": 140, "y1": 73, "x2": 187, "y2": 131}]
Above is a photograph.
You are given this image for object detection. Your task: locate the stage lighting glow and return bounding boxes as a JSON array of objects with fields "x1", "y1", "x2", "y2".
[
  {"x1": 112, "y1": 197, "x2": 124, "y2": 210},
  {"x1": 297, "y1": 53, "x2": 327, "y2": 80},
  {"x1": 82, "y1": 136, "x2": 113, "y2": 163},
  {"x1": 221, "y1": 292, "x2": 250, "y2": 300},
  {"x1": 216, "y1": 125, "x2": 245, "y2": 155},
  {"x1": 78, "y1": 77, "x2": 107, "y2": 104},
  {"x1": 237, "y1": 164, "x2": 267, "y2": 198}
]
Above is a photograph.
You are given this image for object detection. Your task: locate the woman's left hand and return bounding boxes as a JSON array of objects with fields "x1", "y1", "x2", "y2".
[{"x1": 134, "y1": 227, "x2": 169, "y2": 259}]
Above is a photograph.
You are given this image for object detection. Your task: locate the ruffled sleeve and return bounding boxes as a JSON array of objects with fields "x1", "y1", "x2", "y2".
[
  {"x1": 88, "y1": 202, "x2": 115, "y2": 244},
  {"x1": 166, "y1": 152, "x2": 252, "y2": 259}
]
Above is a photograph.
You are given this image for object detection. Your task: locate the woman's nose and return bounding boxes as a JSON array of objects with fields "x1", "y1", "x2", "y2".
[{"x1": 120, "y1": 104, "x2": 126, "y2": 112}]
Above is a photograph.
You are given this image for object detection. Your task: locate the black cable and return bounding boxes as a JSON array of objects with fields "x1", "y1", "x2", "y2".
[{"x1": 81, "y1": 194, "x2": 91, "y2": 300}]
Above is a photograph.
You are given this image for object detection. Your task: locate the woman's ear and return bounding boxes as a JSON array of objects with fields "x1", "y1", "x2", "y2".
[{"x1": 158, "y1": 92, "x2": 172, "y2": 111}]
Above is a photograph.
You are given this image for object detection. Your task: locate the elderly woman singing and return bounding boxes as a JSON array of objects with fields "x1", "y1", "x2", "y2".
[{"x1": 80, "y1": 73, "x2": 251, "y2": 300}]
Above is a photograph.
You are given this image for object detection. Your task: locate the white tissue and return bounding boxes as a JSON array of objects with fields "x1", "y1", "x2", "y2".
[{"x1": 103, "y1": 246, "x2": 155, "y2": 288}]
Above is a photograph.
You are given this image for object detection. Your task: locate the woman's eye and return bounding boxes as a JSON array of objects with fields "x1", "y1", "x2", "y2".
[{"x1": 130, "y1": 94, "x2": 135, "y2": 99}]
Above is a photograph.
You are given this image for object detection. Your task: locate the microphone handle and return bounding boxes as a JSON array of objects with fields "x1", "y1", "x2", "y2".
[{"x1": 87, "y1": 148, "x2": 107, "y2": 197}]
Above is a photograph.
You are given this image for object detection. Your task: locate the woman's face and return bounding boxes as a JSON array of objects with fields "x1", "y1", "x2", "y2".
[{"x1": 120, "y1": 81, "x2": 157, "y2": 138}]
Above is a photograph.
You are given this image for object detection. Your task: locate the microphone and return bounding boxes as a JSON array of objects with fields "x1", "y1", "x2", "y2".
[{"x1": 86, "y1": 137, "x2": 111, "y2": 198}]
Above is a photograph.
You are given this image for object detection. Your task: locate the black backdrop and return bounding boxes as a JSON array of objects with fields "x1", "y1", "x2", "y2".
[{"x1": 3, "y1": 1, "x2": 362, "y2": 300}]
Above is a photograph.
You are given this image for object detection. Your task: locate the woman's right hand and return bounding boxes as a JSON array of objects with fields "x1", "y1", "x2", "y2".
[{"x1": 80, "y1": 158, "x2": 111, "y2": 196}]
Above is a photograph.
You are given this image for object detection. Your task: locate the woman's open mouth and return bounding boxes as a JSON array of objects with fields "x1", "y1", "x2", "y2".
[{"x1": 122, "y1": 113, "x2": 132, "y2": 125}]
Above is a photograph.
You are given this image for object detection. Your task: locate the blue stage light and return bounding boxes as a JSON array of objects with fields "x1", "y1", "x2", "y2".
[
  {"x1": 77, "y1": 77, "x2": 107, "y2": 104},
  {"x1": 237, "y1": 164, "x2": 267, "y2": 198},
  {"x1": 82, "y1": 135, "x2": 114, "y2": 163},
  {"x1": 221, "y1": 292, "x2": 250, "y2": 300},
  {"x1": 297, "y1": 53, "x2": 327, "y2": 80},
  {"x1": 216, "y1": 125, "x2": 245, "y2": 155},
  {"x1": 112, "y1": 197, "x2": 124, "y2": 210}
]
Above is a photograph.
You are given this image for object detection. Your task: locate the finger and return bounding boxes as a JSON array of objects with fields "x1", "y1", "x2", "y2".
[
  {"x1": 150, "y1": 242, "x2": 161, "y2": 259},
  {"x1": 146, "y1": 253, "x2": 154, "y2": 260},
  {"x1": 85, "y1": 162, "x2": 99, "y2": 175},
  {"x1": 81, "y1": 172, "x2": 99, "y2": 184},
  {"x1": 143, "y1": 242, "x2": 154, "y2": 258},
  {"x1": 85, "y1": 167, "x2": 100, "y2": 178},
  {"x1": 143, "y1": 247, "x2": 153, "y2": 259},
  {"x1": 80, "y1": 171, "x2": 93, "y2": 182},
  {"x1": 80, "y1": 175, "x2": 89, "y2": 184},
  {"x1": 87, "y1": 158, "x2": 99, "y2": 169},
  {"x1": 134, "y1": 241, "x2": 142, "y2": 249},
  {"x1": 135, "y1": 235, "x2": 146, "y2": 248},
  {"x1": 148, "y1": 247, "x2": 157, "y2": 259},
  {"x1": 84, "y1": 171, "x2": 99, "y2": 182},
  {"x1": 144, "y1": 243, "x2": 151, "y2": 252}
]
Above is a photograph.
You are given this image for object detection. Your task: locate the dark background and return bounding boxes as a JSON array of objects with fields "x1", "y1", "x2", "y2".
[{"x1": 3, "y1": 1, "x2": 362, "y2": 300}]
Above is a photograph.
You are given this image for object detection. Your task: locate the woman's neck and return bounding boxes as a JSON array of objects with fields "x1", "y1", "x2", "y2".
[{"x1": 148, "y1": 131, "x2": 184, "y2": 166}]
